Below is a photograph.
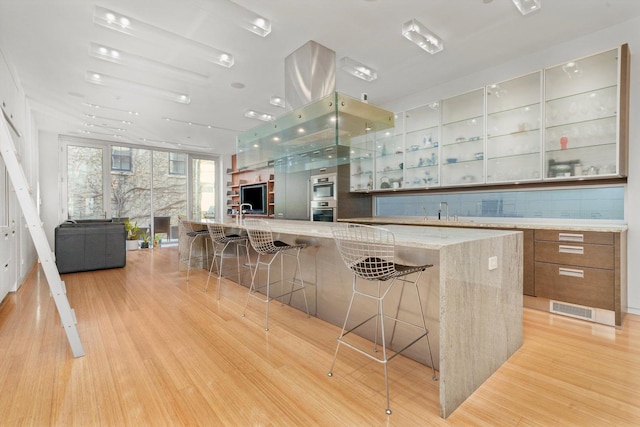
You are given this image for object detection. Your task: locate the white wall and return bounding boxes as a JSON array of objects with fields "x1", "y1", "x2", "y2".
[
  {"x1": 38, "y1": 130, "x2": 61, "y2": 248},
  {"x1": 381, "y1": 17, "x2": 640, "y2": 315}
]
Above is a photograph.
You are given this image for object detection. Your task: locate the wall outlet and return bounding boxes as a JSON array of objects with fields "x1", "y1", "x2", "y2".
[{"x1": 488, "y1": 256, "x2": 498, "y2": 270}]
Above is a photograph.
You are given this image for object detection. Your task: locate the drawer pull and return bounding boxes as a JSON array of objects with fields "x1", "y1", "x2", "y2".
[
  {"x1": 559, "y1": 267, "x2": 584, "y2": 278},
  {"x1": 558, "y1": 233, "x2": 584, "y2": 242},
  {"x1": 559, "y1": 245, "x2": 584, "y2": 255}
]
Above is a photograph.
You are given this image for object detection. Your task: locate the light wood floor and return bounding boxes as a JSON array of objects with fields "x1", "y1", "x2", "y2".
[{"x1": 1, "y1": 247, "x2": 639, "y2": 426}]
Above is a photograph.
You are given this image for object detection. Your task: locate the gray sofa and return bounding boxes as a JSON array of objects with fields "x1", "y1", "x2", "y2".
[{"x1": 55, "y1": 220, "x2": 126, "y2": 274}]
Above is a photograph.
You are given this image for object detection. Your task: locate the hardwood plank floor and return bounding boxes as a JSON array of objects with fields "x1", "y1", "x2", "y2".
[{"x1": 0, "y1": 247, "x2": 639, "y2": 426}]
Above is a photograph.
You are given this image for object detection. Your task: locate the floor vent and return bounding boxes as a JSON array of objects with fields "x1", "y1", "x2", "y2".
[{"x1": 550, "y1": 301, "x2": 595, "y2": 322}]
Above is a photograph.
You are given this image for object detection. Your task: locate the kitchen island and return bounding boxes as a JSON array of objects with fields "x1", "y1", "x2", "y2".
[{"x1": 180, "y1": 220, "x2": 523, "y2": 418}]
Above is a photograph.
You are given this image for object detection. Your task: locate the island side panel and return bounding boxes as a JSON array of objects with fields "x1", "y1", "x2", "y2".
[{"x1": 439, "y1": 232, "x2": 523, "y2": 418}]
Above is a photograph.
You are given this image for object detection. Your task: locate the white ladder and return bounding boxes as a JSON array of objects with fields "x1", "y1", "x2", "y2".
[{"x1": 0, "y1": 112, "x2": 84, "y2": 358}]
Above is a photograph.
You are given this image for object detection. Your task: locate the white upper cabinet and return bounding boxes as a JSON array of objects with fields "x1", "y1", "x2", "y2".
[
  {"x1": 486, "y1": 72, "x2": 542, "y2": 183},
  {"x1": 544, "y1": 46, "x2": 627, "y2": 179},
  {"x1": 441, "y1": 88, "x2": 485, "y2": 187},
  {"x1": 350, "y1": 44, "x2": 629, "y2": 192}
]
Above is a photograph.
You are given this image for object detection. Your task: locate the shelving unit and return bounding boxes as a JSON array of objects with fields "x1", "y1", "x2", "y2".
[
  {"x1": 403, "y1": 103, "x2": 440, "y2": 188},
  {"x1": 544, "y1": 47, "x2": 624, "y2": 179},
  {"x1": 226, "y1": 154, "x2": 275, "y2": 219},
  {"x1": 349, "y1": 44, "x2": 629, "y2": 193},
  {"x1": 486, "y1": 71, "x2": 541, "y2": 183},
  {"x1": 441, "y1": 88, "x2": 485, "y2": 187}
]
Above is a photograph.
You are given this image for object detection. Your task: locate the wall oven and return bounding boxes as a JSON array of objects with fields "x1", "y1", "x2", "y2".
[
  {"x1": 311, "y1": 173, "x2": 336, "y2": 201},
  {"x1": 311, "y1": 200, "x2": 336, "y2": 222}
]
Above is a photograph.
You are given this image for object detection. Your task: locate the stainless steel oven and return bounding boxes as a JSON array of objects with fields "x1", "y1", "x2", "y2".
[
  {"x1": 311, "y1": 200, "x2": 336, "y2": 222},
  {"x1": 311, "y1": 173, "x2": 336, "y2": 201}
]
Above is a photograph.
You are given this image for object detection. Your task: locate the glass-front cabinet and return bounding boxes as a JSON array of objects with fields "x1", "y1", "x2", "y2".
[
  {"x1": 404, "y1": 103, "x2": 440, "y2": 188},
  {"x1": 486, "y1": 72, "x2": 541, "y2": 183},
  {"x1": 349, "y1": 44, "x2": 629, "y2": 193},
  {"x1": 544, "y1": 47, "x2": 626, "y2": 179},
  {"x1": 441, "y1": 89, "x2": 485, "y2": 187}
]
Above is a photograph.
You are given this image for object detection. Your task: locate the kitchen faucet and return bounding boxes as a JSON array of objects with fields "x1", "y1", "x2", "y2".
[
  {"x1": 238, "y1": 203, "x2": 252, "y2": 225},
  {"x1": 438, "y1": 202, "x2": 449, "y2": 221}
]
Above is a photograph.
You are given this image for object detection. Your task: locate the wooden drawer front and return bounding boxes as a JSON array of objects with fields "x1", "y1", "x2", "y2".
[
  {"x1": 534, "y1": 230, "x2": 613, "y2": 245},
  {"x1": 535, "y1": 241, "x2": 614, "y2": 270},
  {"x1": 535, "y1": 262, "x2": 614, "y2": 310}
]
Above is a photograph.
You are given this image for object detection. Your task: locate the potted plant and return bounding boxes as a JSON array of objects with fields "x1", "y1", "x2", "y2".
[
  {"x1": 124, "y1": 219, "x2": 140, "y2": 251},
  {"x1": 153, "y1": 233, "x2": 162, "y2": 248},
  {"x1": 140, "y1": 231, "x2": 151, "y2": 249}
]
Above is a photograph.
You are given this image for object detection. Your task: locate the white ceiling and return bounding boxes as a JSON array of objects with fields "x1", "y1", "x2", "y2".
[{"x1": 1, "y1": 0, "x2": 640, "y2": 156}]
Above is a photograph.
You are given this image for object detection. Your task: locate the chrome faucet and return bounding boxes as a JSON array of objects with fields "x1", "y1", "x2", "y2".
[
  {"x1": 438, "y1": 202, "x2": 449, "y2": 221},
  {"x1": 238, "y1": 203, "x2": 252, "y2": 224}
]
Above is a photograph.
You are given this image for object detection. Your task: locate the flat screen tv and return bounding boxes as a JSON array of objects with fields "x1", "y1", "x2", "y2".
[{"x1": 240, "y1": 183, "x2": 267, "y2": 214}]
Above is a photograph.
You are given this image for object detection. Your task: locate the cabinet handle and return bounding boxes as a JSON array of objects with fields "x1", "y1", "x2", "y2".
[
  {"x1": 558, "y1": 233, "x2": 584, "y2": 242},
  {"x1": 559, "y1": 267, "x2": 584, "y2": 278},
  {"x1": 559, "y1": 245, "x2": 584, "y2": 255}
]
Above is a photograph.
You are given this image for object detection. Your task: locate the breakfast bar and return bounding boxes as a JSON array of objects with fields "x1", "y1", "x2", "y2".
[{"x1": 180, "y1": 220, "x2": 523, "y2": 418}]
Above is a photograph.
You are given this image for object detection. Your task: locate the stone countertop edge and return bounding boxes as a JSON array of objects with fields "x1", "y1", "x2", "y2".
[
  {"x1": 215, "y1": 219, "x2": 520, "y2": 250},
  {"x1": 338, "y1": 216, "x2": 628, "y2": 233}
]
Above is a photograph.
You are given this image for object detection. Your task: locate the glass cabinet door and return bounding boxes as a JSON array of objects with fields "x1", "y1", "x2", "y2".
[
  {"x1": 404, "y1": 102, "x2": 440, "y2": 188},
  {"x1": 374, "y1": 119, "x2": 403, "y2": 190},
  {"x1": 486, "y1": 72, "x2": 541, "y2": 183},
  {"x1": 544, "y1": 48, "x2": 620, "y2": 179},
  {"x1": 441, "y1": 88, "x2": 484, "y2": 187},
  {"x1": 349, "y1": 133, "x2": 375, "y2": 191}
]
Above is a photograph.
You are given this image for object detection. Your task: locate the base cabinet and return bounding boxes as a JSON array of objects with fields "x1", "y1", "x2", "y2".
[{"x1": 533, "y1": 229, "x2": 624, "y2": 326}]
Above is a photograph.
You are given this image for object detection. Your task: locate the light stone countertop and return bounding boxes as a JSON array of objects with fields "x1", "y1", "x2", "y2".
[
  {"x1": 340, "y1": 216, "x2": 628, "y2": 232},
  {"x1": 218, "y1": 219, "x2": 519, "y2": 250}
]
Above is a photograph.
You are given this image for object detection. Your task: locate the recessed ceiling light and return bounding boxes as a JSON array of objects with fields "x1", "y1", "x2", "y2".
[
  {"x1": 85, "y1": 71, "x2": 191, "y2": 104},
  {"x1": 402, "y1": 19, "x2": 444, "y2": 54},
  {"x1": 244, "y1": 110, "x2": 274, "y2": 122},
  {"x1": 93, "y1": 6, "x2": 234, "y2": 68},
  {"x1": 161, "y1": 116, "x2": 240, "y2": 132},
  {"x1": 340, "y1": 57, "x2": 377, "y2": 82},
  {"x1": 512, "y1": 0, "x2": 541, "y2": 15},
  {"x1": 88, "y1": 42, "x2": 209, "y2": 83},
  {"x1": 270, "y1": 95, "x2": 285, "y2": 108}
]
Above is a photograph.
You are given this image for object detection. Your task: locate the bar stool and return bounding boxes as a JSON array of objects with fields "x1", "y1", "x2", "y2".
[
  {"x1": 205, "y1": 222, "x2": 252, "y2": 299},
  {"x1": 180, "y1": 219, "x2": 210, "y2": 281},
  {"x1": 242, "y1": 218, "x2": 310, "y2": 331},
  {"x1": 328, "y1": 223, "x2": 437, "y2": 415}
]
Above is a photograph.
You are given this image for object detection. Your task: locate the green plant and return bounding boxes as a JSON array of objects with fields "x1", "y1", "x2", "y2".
[
  {"x1": 124, "y1": 219, "x2": 140, "y2": 241},
  {"x1": 140, "y1": 231, "x2": 150, "y2": 244}
]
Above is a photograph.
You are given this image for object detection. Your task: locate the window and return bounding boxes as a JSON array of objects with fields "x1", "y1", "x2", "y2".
[
  {"x1": 169, "y1": 152, "x2": 187, "y2": 176},
  {"x1": 111, "y1": 146, "x2": 132, "y2": 172}
]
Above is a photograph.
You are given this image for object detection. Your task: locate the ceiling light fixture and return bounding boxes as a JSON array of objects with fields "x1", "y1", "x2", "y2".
[
  {"x1": 242, "y1": 15, "x2": 271, "y2": 37},
  {"x1": 88, "y1": 42, "x2": 209, "y2": 83},
  {"x1": 401, "y1": 19, "x2": 444, "y2": 54},
  {"x1": 84, "y1": 114, "x2": 134, "y2": 125},
  {"x1": 270, "y1": 96, "x2": 285, "y2": 108},
  {"x1": 93, "y1": 6, "x2": 234, "y2": 68},
  {"x1": 86, "y1": 71, "x2": 191, "y2": 104},
  {"x1": 512, "y1": 0, "x2": 541, "y2": 15},
  {"x1": 244, "y1": 110, "x2": 275, "y2": 122},
  {"x1": 161, "y1": 117, "x2": 240, "y2": 132},
  {"x1": 339, "y1": 57, "x2": 378, "y2": 82},
  {"x1": 82, "y1": 102, "x2": 139, "y2": 115}
]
